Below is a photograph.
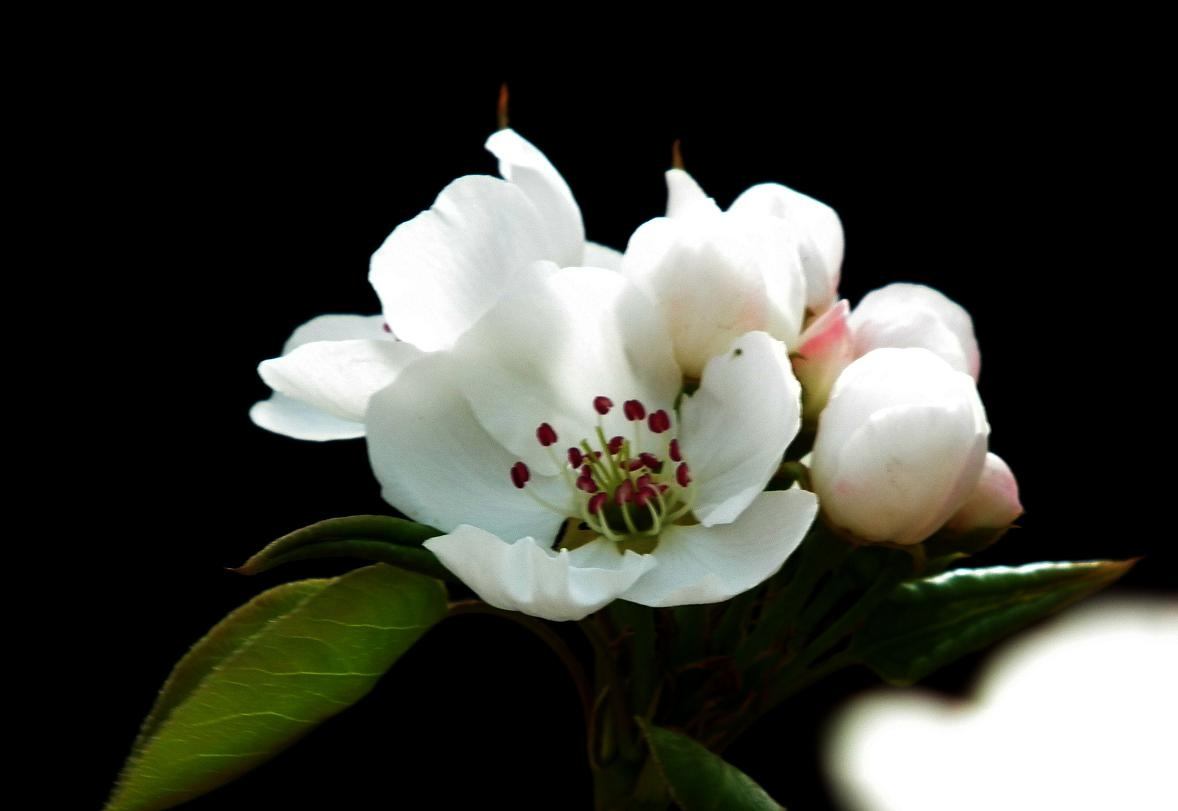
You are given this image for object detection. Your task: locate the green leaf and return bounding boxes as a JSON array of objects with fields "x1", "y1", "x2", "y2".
[
  {"x1": 848, "y1": 559, "x2": 1135, "y2": 685},
  {"x1": 106, "y1": 564, "x2": 447, "y2": 811},
  {"x1": 235, "y1": 514, "x2": 453, "y2": 582},
  {"x1": 638, "y1": 720, "x2": 783, "y2": 811}
]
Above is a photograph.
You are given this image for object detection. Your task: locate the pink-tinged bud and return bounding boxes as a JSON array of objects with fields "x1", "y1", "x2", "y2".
[
  {"x1": 669, "y1": 438, "x2": 682, "y2": 462},
  {"x1": 536, "y1": 422, "x2": 558, "y2": 447},
  {"x1": 615, "y1": 480, "x2": 634, "y2": 505},
  {"x1": 594, "y1": 396, "x2": 614, "y2": 415},
  {"x1": 609, "y1": 435, "x2": 625, "y2": 454},
  {"x1": 648, "y1": 409, "x2": 671, "y2": 433},
  {"x1": 510, "y1": 461, "x2": 530, "y2": 489},
  {"x1": 794, "y1": 299, "x2": 855, "y2": 421},
  {"x1": 811, "y1": 348, "x2": 989, "y2": 545},
  {"x1": 567, "y1": 447, "x2": 584, "y2": 468},
  {"x1": 848, "y1": 283, "x2": 980, "y2": 380},
  {"x1": 624, "y1": 399, "x2": 646, "y2": 421},
  {"x1": 945, "y1": 453, "x2": 1022, "y2": 532},
  {"x1": 576, "y1": 475, "x2": 599, "y2": 494},
  {"x1": 676, "y1": 463, "x2": 692, "y2": 487},
  {"x1": 588, "y1": 492, "x2": 607, "y2": 514}
]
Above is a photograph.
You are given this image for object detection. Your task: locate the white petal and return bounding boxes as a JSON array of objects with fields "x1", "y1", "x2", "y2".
[
  {"x1": 280, "y1": 314, "x2": 390, "y2": 352},
  {"x1": 368, "y1": 175, "x2": 557, "y2": 352},
  {"x1": 258, "y1": 338, "x2": 421, "y2": 423},
  {"x1": 620, "y1": 489, "x2": 817, "y2": 607},
  {"x1": 451, "y1": 264, "x2": 681, "y2": 475},
  {"x1": 251, "y1": 314, "x2": 390, "y2": 440},
  {"x1": 582, "y1": 241, "x2": 623, "y2": 270},
  {"x1": 249, "y1": 393, "x2": 365, "y2": 441},
  {"x1": 366, "y1": 351, "x2": 568, "y2": 541},
  {"x1": 730, "y1": 182, "x2": 844, "y2": 313},
  {"x1": 849, "y1": 283, "x2": 980, "y2": 378},
  {"x1": 486, "y1": 128, "x2": 584, "y2": 268},
  {"x1": 424, "y1": 527, "x2": 655, "y2": 621},
  {"x1": 679, "y1": 332, "x2": 803, "y2": 526},
  {"x1": 622, "y1": 213, "x2": 805, "y2": 379},
  {"x1": 665, "y1": 168, "x2": 721, "y2": 218}
]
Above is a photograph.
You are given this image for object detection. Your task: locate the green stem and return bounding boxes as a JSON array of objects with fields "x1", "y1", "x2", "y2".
[{"x1": 448, "y1": 600, "x2": 591, "y2": 728}]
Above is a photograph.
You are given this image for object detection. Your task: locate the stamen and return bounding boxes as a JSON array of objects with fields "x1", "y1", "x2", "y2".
[
  {"x1": 510, "y1": 461, "x2": 530, "y2": 489},
  {"x1": 615, "y1": 479, "x2": 634, "y2": 505},
  {"x1": 676, "y1": 463, "x2": 692, "y2": 487},
  {"x1": 639, "y1": 452, "x2": 663, "y2": 472},
  {"x1": 576, "y1": 475, "x2": 599, "y2": 494},
  {"x1": 567, "y1": 447, "x2": 584, "y2": 468},
  {"x1": 648, "y1": 409, "x2": 671, "y2": 433},
  {"x1": 587, "y1": 492, "x2": 607, "y2": 515},
  {"x1": 536, "y1": 423, "x2": 558, "y2": 447},
  {"x1": 594, "y1": 396, "x2": 614, "y2": 415},
  {"x1": 669, "y1": 439, "x2": 682, "y2": 462},
  {"x1": 623, "y1": 399, "x2": 646, "y2": 421},
  {"x1": 608, "y1": 435, "x2": 625, "y2": 455}
]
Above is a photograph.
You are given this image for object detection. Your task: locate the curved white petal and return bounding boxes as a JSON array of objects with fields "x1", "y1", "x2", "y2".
[
  {"x1": 622, "y1": 213, "x2": 805, "y2": 379},
  {"x1": 849, "y1": 283, "x2": 980, "y2": 379},
  {"x1": 451, "y1": 264, "x2": 681, "y2": 475},
  {"x1": 276, "y1": 314, "x2": 390, "y2": 351},
  {"x1": 730, "y1": 182, "x2": 844, "y2": 313},
  {"x1": 251, "y1": 314, "x2": 390, "y2": 440},
  {"x1": 485, "y1": 128, "x2": 584, "y2": 268},
  {"x1": 679, "y1": 332, "x2": 802, "y2": 526},
  {"x1": 620, "y1": 489, "x2": 817, "y2": 607},
  {"x1": 665, "y1": 168, "x2": 721, "y2": 218},
  {"x1": 369, "y1": 175, "x2": 557, "y2": 352},
  {"x1": 424, "y1": 527, "x2": 655, "y2": 621},
  {"x1": 366, "y1": 352, "x2": 568, "y2": 541},
  {"x1": 249, "y1": 393, "x2": 365, "y2": 441},
  {"x1": 258, "y1": 338, "x2": 421, "y2": 423},
  {"x1": 582, "y1": 241, "x2": 624, "y2": 270}
]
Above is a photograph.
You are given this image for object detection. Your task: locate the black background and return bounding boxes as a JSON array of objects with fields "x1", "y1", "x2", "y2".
[{"x1": 70, "y1": 60, "x2": 1169, "y2": 810}]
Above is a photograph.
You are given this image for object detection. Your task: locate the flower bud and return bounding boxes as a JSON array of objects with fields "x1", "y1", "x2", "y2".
[
  {"x1": 848, "y1": 283, "x2": 980, "y2": 379},
  {"x1": 944, "y1": 452, "x2": 1023, "y2": 532},
  {"x1": 793, "y1": 299, "x2": 855, "y2": 421},
  {"x1": 811, "y1": 348, "x2": 989, "y2": 545}
]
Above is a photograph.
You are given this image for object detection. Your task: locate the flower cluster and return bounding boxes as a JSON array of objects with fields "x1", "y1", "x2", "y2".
[{"x1": 252, "y1": 127, "x2": 1021, "y2": 620}]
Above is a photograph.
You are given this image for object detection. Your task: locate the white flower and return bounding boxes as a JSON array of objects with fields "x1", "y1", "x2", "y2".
[
  {"x1": 811, "y1": 348, "x2": 989, "y2": 545},
  {"x1": 944, "y1": 452, "x2": 1022, "y2": 533},
  {"x1": 848, "y1": 283, "x2": 980, "y2": 379},
  {"x1": 620, "y1": 167, "x2": 842, "y2": 379},
  {"x1": 250, "y1": 129, "x2": 622, "y2": 441},
  {"x1": 826, "y1": 597, "x2": 1178, "y2": 811},
  {"x1": 365, "y1": 264, "x2": 818, "y2": 621}
]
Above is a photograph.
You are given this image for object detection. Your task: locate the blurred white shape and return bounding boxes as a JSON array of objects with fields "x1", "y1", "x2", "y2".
[{"x1": 826, "y1": 598, "x2": 1178, "y2": 811}]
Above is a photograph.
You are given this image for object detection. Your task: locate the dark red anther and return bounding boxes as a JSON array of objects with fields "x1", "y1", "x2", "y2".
[
  {"x1": 639, "y1": 452, "x2": 662, "y2": 472},
  {"x1": 593, "y1": 451, "x2": 603, "y2": 460},
  {"x1": 567, "y1": 447, "x2": 584, "y2": 468},
  {"x1": 627, "y1": 458, "x2": 646, "y2": 471},
  {"x1": 510, "y1": 461, "x2": 530, "y2": 489},
  {"x1": 594, "y1": 396, "x2": 614, "y2": 415},
  {"x1": 669, "y1": 438, "x2": 682, "y2": 462},
  {"x1": 581, "y1": 464, "x2": 593, "y2": 478},
  {"x1": 615, "y1": 479, "x2": 634, "y2": 505},
  {"x1": 608, "y1": 435, "x2": 625, "y2": 455},
  {"x1": 636, "y1": 474, "x2": 652, "y2": 489},
  {"x1": 635, "y1": 484, "x2": 660, "y2": 508},
  {"x1": 658, "y1": 484, "x2": 669, "y2": 494},
  {"x1": 536, "y1": 422, "x2": 558, "y2": 447},
  {"x1": 588, "y1": 492, "x2": 607, "y2": 515},
  {"x1": 577, "y1": 475, "x2": 599, "y2": 494},
  {"x1": 676, "y1": 463, "x2": 692, "y2": 487},
  {"x1": 382, "y1": 322, "x2": 392, "y2": 333},
  {"x1": 623, "y1": 399, "x2": 646, "y2": 421},
  {"x1": 648, "y1": 409, "x2": 671, "y2": 433}
]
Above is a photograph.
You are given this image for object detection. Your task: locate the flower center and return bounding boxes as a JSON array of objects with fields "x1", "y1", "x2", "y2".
[{"x1": 510, "y1": 395, "x2": 695, "y2": 547}]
